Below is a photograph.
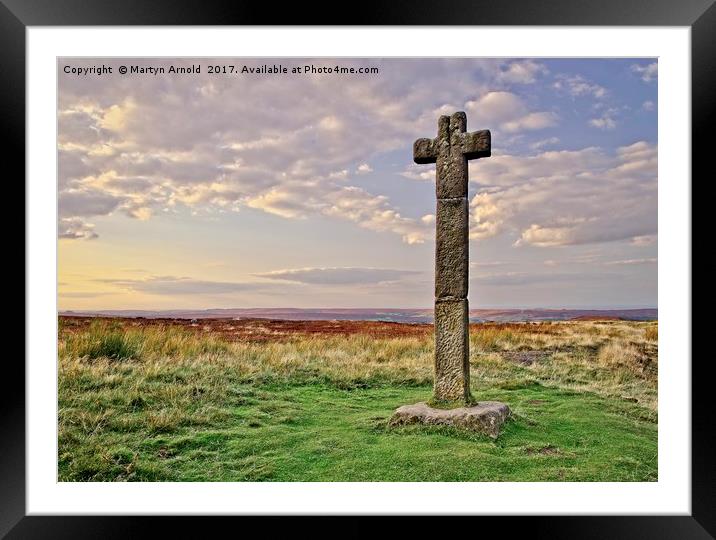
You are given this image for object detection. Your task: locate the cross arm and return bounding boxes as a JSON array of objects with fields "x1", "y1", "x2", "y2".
[
  {"x1": 462, "y1": 129, "x2": 491, "y2": 160},
  {"x1": 413, "y1": 137, "x2": 438, "y2": 164}
]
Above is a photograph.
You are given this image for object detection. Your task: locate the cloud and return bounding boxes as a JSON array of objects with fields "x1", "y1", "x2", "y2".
[
  {"x1": 502, "y1": 112, "x2": 558, "y2": 133},
  {"x1": 59, "y1": 217, "x2": 98, "y2": 240},
  {"x1": 553, "y1": 74, "x2": 607, "y2": 99},
  {"x1": 588, "y1": 107, "x2": 619, "y2": 130},
  {"x1": 99, "y1": 276, "x2": 273, "y2": 295},
  {"x1": 321, "y1": 186, "x2": 431, "y2": 244},
  {"x1": 254, "y1": 266, "x2": 421, "y2": 285},
  {"x1": 245, "y1": 182, "x2": 317, "y2": 219},
  {"x1": 464, "y1": 91, "x2": 557, "y2": 133},
  {"x1": 529, "y1": 137, "x2": 560, "y2": 151},
  {"x1": 98, "y1": 99, "x2": 136, "y2": 131},
  {"x1": 543, "y1": 253, "x2": 602, "y2": 266},
  {"x1": 551, "y1": 73, "x2": 622, "y2": 132},
  {"x1": 61, "y1": 58, "x2": 537, "y2": 244},
  {"x1": 469, "y1": 141, "x2": 657, "y2": 247},
  {"x1": 59, "y1": 291, "x2": 114, "y2": 298},
  {"x1": 471, "y1": 261, "x2": 508, "y2": 268},
  {"x1": 516, "y1": 223, "x2": 585, "y2": 247},
  {"x1": 631, "y1": 235, "x2": 656, "y2": 246},
  {"x1": 468, "y1": 146, "x2": 607, "y2": 188},
  {"x1": 471, "y1": 271, "x2": 613, "y2": 286},
  {"x1": 589, "y1": 115, "x2": 617, "y2": 130},
  {"x1": 244, "y1": 180, "x2": 433, "y2": 243},
  {"x1": 604, "y1": 258, "x2": 657, "y2": 265},
  {"x1": 401, "y1": 163, "x2": 435, "y2": 182},
  {"x1": 642, "y1": 100, "x2": 655, "y2": 111},
  {"x1": 58, "y1": 189, "x2": 123, "y2": 218},
  {"x1": 57, "y1": 58, "x2": 654, "y2": 260},
  {"x1": 631, "y1": 62, "x2": 658, "y2": 82},
  {"x1": 496, "y1": 60, "x2": 548, "y2": 84}
]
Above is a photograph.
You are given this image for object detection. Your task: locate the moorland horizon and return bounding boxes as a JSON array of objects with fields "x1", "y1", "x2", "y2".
[{"x1": 59, "y1": 305, "x2": 658, "y2": 323}]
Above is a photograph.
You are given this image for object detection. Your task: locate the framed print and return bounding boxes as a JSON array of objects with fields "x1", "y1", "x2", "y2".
[{"x1": 7, "y1": 0, "x2": 714, "y2": 536}]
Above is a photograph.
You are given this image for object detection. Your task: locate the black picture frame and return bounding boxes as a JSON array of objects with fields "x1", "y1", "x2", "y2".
[{"x1": 7, "y1": 0, "x2": 713, "y2": 537}]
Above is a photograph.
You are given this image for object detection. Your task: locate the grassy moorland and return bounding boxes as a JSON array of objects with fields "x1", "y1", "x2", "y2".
[{"x1": 57, "y1": 317, "x2": 657, "y2": 482}]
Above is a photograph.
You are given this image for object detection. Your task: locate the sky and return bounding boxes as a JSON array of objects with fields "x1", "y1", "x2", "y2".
[{"x1": 58, "y1": 58, "x2": 657, "y2": 310}]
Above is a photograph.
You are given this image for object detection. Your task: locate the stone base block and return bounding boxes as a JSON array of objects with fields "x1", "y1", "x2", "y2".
[{"x1": 389, "y1": 401, "x2": 510, "y2": 439}]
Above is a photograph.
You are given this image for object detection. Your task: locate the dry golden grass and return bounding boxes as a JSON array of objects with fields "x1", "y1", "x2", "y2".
[
  {"x1": 59, "y1": 318, "x2": 658, "y2": 410},
  {"x1": 644, "y1": 325, "x2": 658, "y2": 342}
]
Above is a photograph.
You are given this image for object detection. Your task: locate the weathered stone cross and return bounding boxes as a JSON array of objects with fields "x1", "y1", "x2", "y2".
[
  {"x1": 414, "y1": 111, "x2": 491, "y2": 404},
  {"x1": 390, "y1": 115, "x2": 507, "y2": 436}
]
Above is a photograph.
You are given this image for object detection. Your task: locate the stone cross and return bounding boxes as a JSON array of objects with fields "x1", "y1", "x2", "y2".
[{"x1": 413, "y1": 111, "x2": 491, "y2": 403}]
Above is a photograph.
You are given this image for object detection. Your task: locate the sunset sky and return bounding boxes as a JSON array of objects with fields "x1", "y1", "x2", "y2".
[{"x1": 58, "y1": 58, "x2": 657, "y2": 310}]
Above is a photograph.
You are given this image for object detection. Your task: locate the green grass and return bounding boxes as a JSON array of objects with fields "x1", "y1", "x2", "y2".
[{"x1": 58, "y1": 319, "x2": 658, "y2": 482}]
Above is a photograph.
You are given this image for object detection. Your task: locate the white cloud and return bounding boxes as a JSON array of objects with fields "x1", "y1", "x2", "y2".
[
  {"x1": 516, "y1": 223, "x2": 583, "y2": 247},
  {"x1": 468, "y1": 146, "x2": 608, "y2": 188},
  {"x1": 542, "y1": 253, "x2": 602, "y2": 266},
  {"x1": 589, "y1": 116, "x2": 617, "y2": 130},
  {"x1": 246, "y1": 184, "x2": 315, "y2": 219},
  {"x1": 401, "y1": 163, "x2": 435, "y2": 182},
  {"x1": 464, "y1": 91, "x2": 557, "y2": 134},
  {"x1": 244, "y1": 180, "x2": 433, "y2": 244},
  {"x1": 502, "y1": 111, "x2": 558, "y2": 133},
  {"x1": 529, "y1": 137, "x2": 560, "y2": 151},
  {"x1": 631, "y1": 62, "x2": 658, "y2": 83},
  {"x1": 98, "y1": 275, "x2": 273, "y2": 295},
  {"x1": 356, "y1": 163, "x2": 373, "y2": 174},
  {"x1": 631, "y1": 235, "x2": 656, "y2": 246},
  {"x1": 59, "y1": 217, "x2": 98, "y2": 240},
  {"x1": 553, "y1": 74, "x2": 607, "y2": 99},
  {"x1": 321, "y1": 186, "x2": 432, "y2": 244},
  {"x1": 496, "y1": 60, "x2": 548, "y2": 84},
  {"x1": 604, "y1": 258, "x2": 657, "y2": 265},
  {"x1": 328, "y1": 169, "x2": 349, "y2": 180},
  {"x1": 642, "y1": 100, "x2": 655, "y2": 111},
  {"x1": 588, "y1": 107, "x2": 619, "y2": 130},
  {"x1": 469, "y1": 141, "x2": 657, "y2": 247}
]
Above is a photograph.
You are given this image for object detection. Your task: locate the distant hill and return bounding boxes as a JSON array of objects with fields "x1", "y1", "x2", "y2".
[{"x1": 59, "y1": 307, "x2": 657, "y2": 323}]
